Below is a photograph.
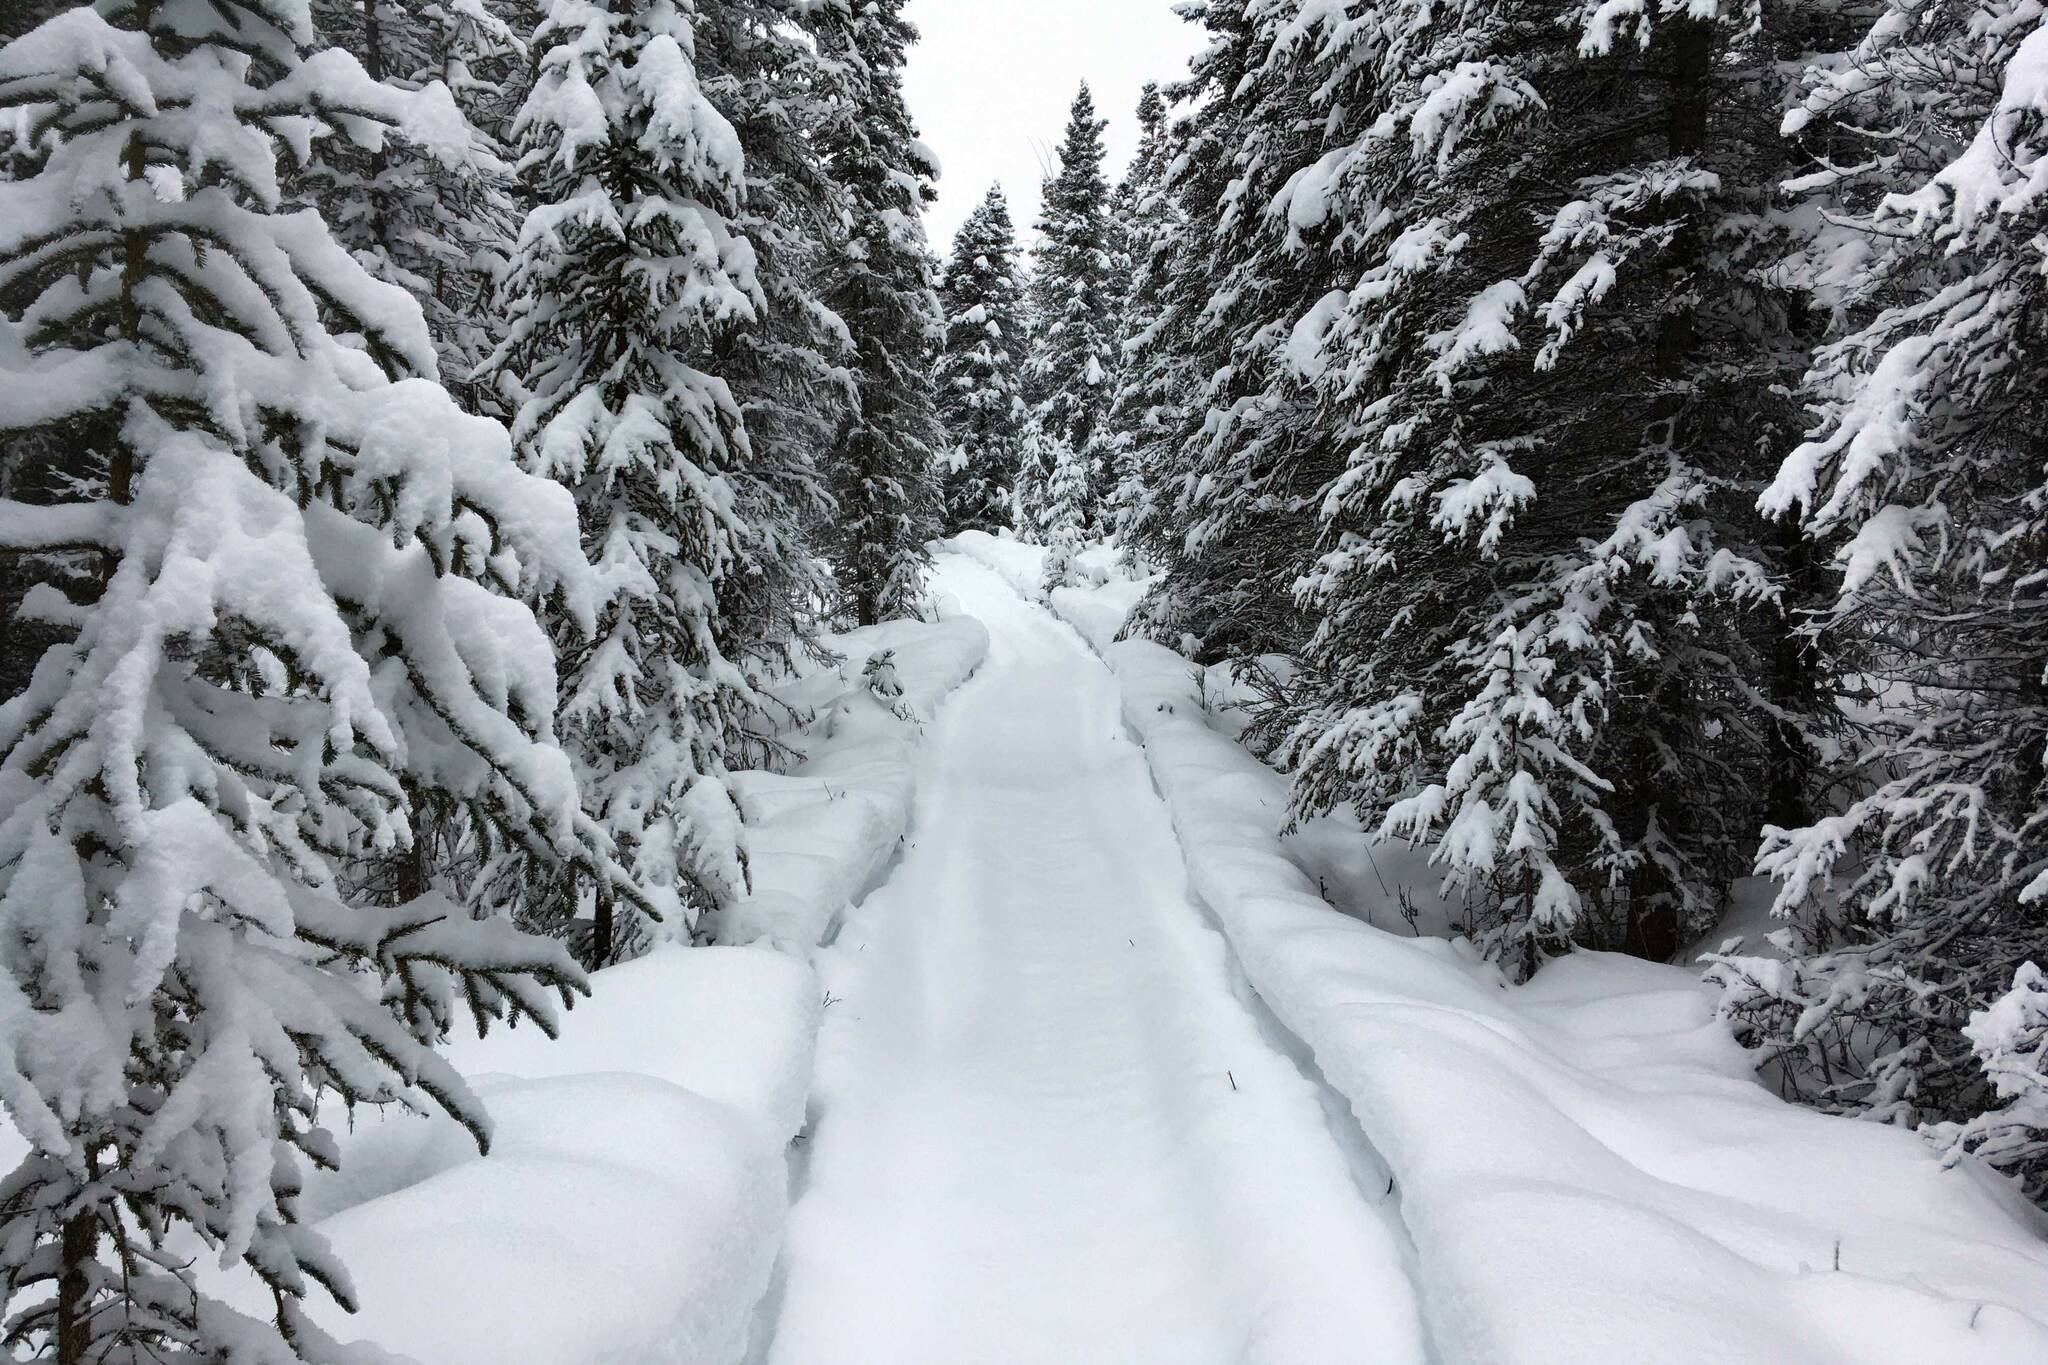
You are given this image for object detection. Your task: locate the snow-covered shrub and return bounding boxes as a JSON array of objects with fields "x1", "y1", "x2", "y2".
[
  {"x1": 1038, "y1": 431, "x2": 1090, "y2": 596},
  {"x1": 1933, "y1": 963, "x2": 2048, "y2": 1202}
]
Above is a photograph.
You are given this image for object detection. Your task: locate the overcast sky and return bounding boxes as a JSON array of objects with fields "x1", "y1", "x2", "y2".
[{"x1": 902, "y1": 0, "x2": 1206, "y2": 254}]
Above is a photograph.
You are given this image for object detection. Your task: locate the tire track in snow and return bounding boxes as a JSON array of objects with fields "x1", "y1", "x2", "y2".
[{"x1": 760, "y1": 555, "x2": 1431, "y2": 1365}]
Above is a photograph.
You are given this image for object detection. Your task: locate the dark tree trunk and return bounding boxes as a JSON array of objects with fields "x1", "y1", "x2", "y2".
[
  {"x1": 592, "y1": 882, "x2": 614, "y2": 966},
  {"x1": 57, "y1": 1171, "x2": 97, "y2": 1364},
  {"x1": 1765, "y1": 527, "x2": 1821, "y2": 830}
]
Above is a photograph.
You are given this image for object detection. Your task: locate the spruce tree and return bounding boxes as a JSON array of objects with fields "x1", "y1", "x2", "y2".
[
  {"x1": 1119, "y1": 4, "x2": 1333, "y2": 660},
  {"x1": 301, "y1": 0, "x2": 524, "y2": 412},
  {"x1": 1038, "y1": 430, "x2": 1091, "y2": 594},
  {"x1": 1104, "y1": 83, "x2": 1185, "y2": 559},
  {"x1": 1252, "y1": 0, "x2": 1814, "y2": 974},
  {"x1": 494, "y1": 0, "x2": 798, "y2": 962},
  {"x1": 935, "y1": 183, "x2": 1029, "y2": 532},
  {"x1": 1708, "y1": 0, "x2": 2048, "y2": 1201},
  {"x1": 1026, "y1": 83, "x2": 1118, "y2": 530},
  {"x1": 0, "y1": 1, "x2": 616, "y2": 1355},
  {"x1": 812, "y1": 0, "x2": 945, "y2": 625},
  {"x1": 694, "y1": 0, "x2": 848, "y2": 666}
]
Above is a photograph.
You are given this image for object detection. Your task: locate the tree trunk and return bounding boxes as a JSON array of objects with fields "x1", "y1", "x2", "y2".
[
  {"x1": 1765, "y1": 527, "x2": 1820, "y2": 830},
  {"x1": 57, "y1": 1167, "x2": 98, "y2": 1364},
  {"x1": 592, "y1": 881, "x2": 613, "y2": 966},
  {"x1": 397, "y1": 815, "x2": 430, "y2": 905},
  {"x1": 362, "y1": 0, "x2": 388, "y2": 247}
]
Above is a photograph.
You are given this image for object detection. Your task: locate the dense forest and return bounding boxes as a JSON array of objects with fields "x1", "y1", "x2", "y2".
[{"x1": 1, "y1": 0, "x2": 2045, "y2": 1358}]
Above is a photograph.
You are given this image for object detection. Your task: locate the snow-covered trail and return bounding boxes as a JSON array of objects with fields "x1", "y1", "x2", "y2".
[{"x1": 764, "y1": 554, "x2": 1432, "y2": 1365}]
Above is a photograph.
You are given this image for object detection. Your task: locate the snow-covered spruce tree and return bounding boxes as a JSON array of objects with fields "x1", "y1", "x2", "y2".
[
  {"x1": 1262, "y1": 0, "x2": 1817, "y2": 974},
  {"x1": 1038, "y1": 429, "x2": 1090, "y2": 595},
  {"x1": 0, "y1": 25, "x2": 74, "y2": 703},
  {"x1": 1706, "y1": 0, "x2": 2048, "y2": 1202},
  {"x1": 0, "y1": 1, "x2": 129, "y2": 705},
  {"x1": 1026, "y1": 83, "x2": 1118, "y2": 530},
  {"x1": 934, "y1": 183, "x2": 1029, "y2": 533},
  {"x1": 495, "y1": 0, "x2": 807, "y2": 962},
  {"x1": 288, "y1": 0, "x2": 530, "y2": 912},
  {"x1": 1120, "y1": 2, "x2": 1346, "y2": 661},
  {"x1": 301, "y1": 0, "x2": 524, "y2": 412},
  {"x1": 0, "y1": 1, "x2": 625, "y2": 1355},
  {"x1": 692, "y1": 0, "x2": 848, "y2": 662},
  {"x1": 811, "y1": 0, "x2": 944, "y2": 625},
  {"x1": 1104, "y1": 82, "x2": 1185, "y2": 562}
]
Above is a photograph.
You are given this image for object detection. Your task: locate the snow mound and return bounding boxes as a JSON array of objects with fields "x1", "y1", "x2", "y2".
[
  {"x1": 950, "y1": 527, "x2": 1046, "y2": 592},
  {"x1": 715, "y1": 613, "x2": 989, "y2": 952},
  {"x1": 1103, "y1": 635, "x2": 2048, "y2": 1365},
  {"x1": 211, "y1": 946, "x2": 819, "y2": 1365}
]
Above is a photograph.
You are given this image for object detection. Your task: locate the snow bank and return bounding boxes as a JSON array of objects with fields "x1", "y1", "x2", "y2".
[
  {"x1": 713, "y1": 612, "x2": 989, "y2": 952},
  {"x1": 202, "y1": 945, "x2": 818, "y2": 1365},
  {"x1": 1102, "y1": 636, "x2": 2048, "y2": 1365},
  {"x1": 949, "y1": 527, "x2": 1044, "y2": 591}
]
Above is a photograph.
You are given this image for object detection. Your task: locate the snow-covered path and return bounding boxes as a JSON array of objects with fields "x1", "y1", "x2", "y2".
[{"x1": 764, "y1": 554, "x2": 1433, "y2": 1365}]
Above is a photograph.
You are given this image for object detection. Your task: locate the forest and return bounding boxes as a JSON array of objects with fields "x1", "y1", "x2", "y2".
[{"x1": 1, "y1": 0, "x2": 2046, "y2": 1360}]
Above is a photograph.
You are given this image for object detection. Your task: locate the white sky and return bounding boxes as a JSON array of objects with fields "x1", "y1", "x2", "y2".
[{"x1": 902, "y1": 0, "x2": 1207, "y2": 254}]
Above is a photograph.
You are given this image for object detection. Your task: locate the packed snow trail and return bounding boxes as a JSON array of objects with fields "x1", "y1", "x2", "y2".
[{"x1": 764, "y1": 554, "x2": 1432, "y2": 1365}]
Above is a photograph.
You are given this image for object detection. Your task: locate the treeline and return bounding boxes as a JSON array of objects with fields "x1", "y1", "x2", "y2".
[
  {"x1": 0, "y1": 0, "x2": 944, "y2": 1356},
  {"x1": 942, "y1": 1, "x2": 2048, "y2": 1203}
]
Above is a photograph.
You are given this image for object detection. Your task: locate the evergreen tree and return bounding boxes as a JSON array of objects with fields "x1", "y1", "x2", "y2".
[
  {"x1": 1708, "y1": 0, "x2": 2048, "y2": 1201},
  {"x1": 1104, "y1": 82, "x2": 1185, "y2": 559},
  {"x1": 1026, "y1": 83, "x2": 1118, "y2": 529},
  {"x1": 1038, "y1": 429, "x2": 1090, "y2": 594},
  {"x1": 694, "y1": 0, "x2": 849, "y2": 663},
  {"x1": 494, "y1": 0, "x2": 800, "y2": 962},
  {"x1": 812, "y1": 0, "x2": 945, "y2": 625},
  {"x1": 1248, "y1": 0, "x2": 1816, "y2": 974},
  {"x1": 1120, "y1": 3, "x2": 1334, "y2": 660},
  {"x1": 301, "y1": 0, "x2": 524, "y2": 411},
  {"x1": 0, "y1": 2, "x2": 617, "y2": 1355},
  {"x1": 934, "y1": 183, "x2": 1029, "y2": 532}
]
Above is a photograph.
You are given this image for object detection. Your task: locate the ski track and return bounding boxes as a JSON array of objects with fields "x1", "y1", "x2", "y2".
[{"x1": 764, "y1": 554, "x2": 1432, "y2": 1365}]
